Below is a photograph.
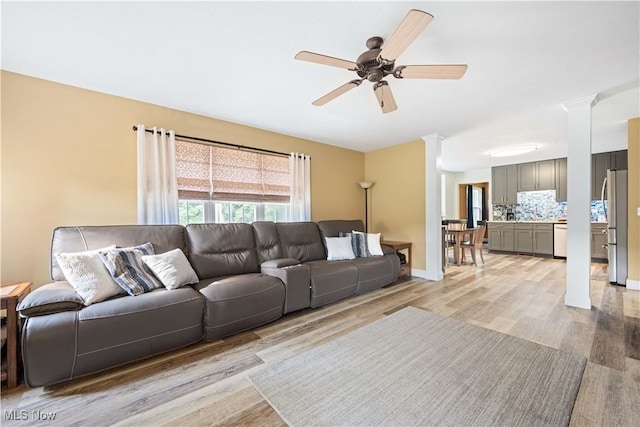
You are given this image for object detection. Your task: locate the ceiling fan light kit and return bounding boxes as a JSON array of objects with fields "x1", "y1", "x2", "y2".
[{"x1": 295, "y1": 9, "x2": 467, "y2": 114}]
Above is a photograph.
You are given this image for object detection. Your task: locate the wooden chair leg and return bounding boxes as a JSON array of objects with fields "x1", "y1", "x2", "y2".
[
  {"x1": 479, "y1": 248, "x2": 485, "y2": 264},
  {"x1": 470, "y1": 247, "x2": 476, "y2": 266}
]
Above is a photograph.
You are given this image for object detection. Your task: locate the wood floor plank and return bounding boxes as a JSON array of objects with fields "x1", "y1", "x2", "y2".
[{"x1": 2, "y1": 251, "x2": 639, "y2": 426}]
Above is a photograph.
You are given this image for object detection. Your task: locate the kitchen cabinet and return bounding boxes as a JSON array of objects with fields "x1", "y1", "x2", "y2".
[
  {"x1": 555, "y1": 158, "x2": 567, "y2": 202},
  {"x1": 514, "y1": 224, "x2": 534, "y2": 252},
  {"x1": 591, "y1": 223, "x2": 608, "y2": 259},
  {"x1": 592, "y1": 150, "x2": 628, "y2": 200},
  {"x1": 513, "y1": 223, "x2": 553, "y2": 255},
  {"x1": 592, "y1": 152, "x2": 610, "y2": 200},
  {"x1": 488, "y1": 223, "x2": 515, "y2": 251},
  {"x1": 517, "y1": 160, "x2": 556, "y2": 191},
  {"x1": 533, "y1": 224, "x2": 554, "y2": 255},
  {"x1": 491, "y1": 165, "x2": 518, "y2": 204},
  {"x1": 611, "y1": 150, "x2": 627, "y2": 170}
]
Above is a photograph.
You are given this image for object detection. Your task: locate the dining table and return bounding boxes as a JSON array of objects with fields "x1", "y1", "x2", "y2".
[{"x1": 443, "y1": 227, "x2": 477, "y2": 266}]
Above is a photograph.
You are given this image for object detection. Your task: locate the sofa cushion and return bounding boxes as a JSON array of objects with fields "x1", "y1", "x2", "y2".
[
  {"x1": 195, "y1": 274, "x2": 285, "y2": 341},
  {"x1": 72, "y1": 287, "x2": 204, "y2": 379},
  {"x1": 186, "y1": 223, "x2": 260, "y2": 279},
  {"x1": 317, "y1": 220, "x2": 365, "y2": 239},
  {"x1": 305, "y1": 260, "x2": 358, "y2": 307},
  {"x1": 351, "y1": 256, "x2": 396, "y2": 294},
  {"x1": 276, "y1": 222, "x2": 326, "y2": 262},
  {"x1": 18, "y1": 282, "x2": 84, "y2": 317},
  {"x1": 252, "y1": 221, "x2": 283, "y2": 263},
  {"x1": 99, "y1": 243, "x2": 162, "y2": 296},
  {"x1": 142, "y1": 248, "x2": 199, "y2": 290},
  {"x1": 55, "y1": 245, "x2": 125, "y2": 305},
  {"x1": 51, "y1": 225, "x2": 186, "y2": 282}
]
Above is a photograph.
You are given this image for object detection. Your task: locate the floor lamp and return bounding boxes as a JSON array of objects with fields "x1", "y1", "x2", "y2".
[{"x1": 359, "y1": 181, "x2": 374, "y2": 232}]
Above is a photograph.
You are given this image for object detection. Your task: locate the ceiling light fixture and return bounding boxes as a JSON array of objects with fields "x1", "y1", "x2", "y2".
[{"x1": 488, "y1": 144, "x2": 539, "y2": 157}]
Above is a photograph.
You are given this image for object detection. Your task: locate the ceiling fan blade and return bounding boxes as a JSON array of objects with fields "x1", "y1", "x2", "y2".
[
  {"x1": 379, "y1": 9, "x2": 434, "y2": 63},
  {"x1": 373, "y1": 81, "x2": 398, "y2": 114},
  {"x1": 395, "y1": 64, "x2": 468, "y2": 79},
  {"x1": 312, "y1": 80, "x2": 362, "y2": 106},
  {"x1": 295, "y1": 51, "x2": 358, "y2": 70}
]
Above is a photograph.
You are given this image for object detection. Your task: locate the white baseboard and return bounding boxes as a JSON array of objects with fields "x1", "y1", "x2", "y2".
[
  {"x1": 415, "y1": 268, "x2": 443, "y2": 281},
  {"x1": 627, "y1": 279, "x2": 640, "y2": 291},
  {"x1": 564, "y1": 293, "x2": 592, "y2": 310}
]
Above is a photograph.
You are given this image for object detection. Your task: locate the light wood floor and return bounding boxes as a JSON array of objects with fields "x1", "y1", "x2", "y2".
[{"x1": 2, "y1": 252, "x2": 639, "y2": 426}]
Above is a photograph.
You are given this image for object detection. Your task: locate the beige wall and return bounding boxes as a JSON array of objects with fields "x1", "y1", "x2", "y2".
[
  {"x1": 628, "y1": 117, "x2": 640, "y2": 284},
  {"x1": 364, "y1": 140, "x2": 426, "y2": 271},
  {"x1": 1, "y1": 71, "x2": 365, "y2": 287}
]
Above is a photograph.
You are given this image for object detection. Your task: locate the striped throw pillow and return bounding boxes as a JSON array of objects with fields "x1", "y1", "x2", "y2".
[
  {"x1": 339, "y1": 232, "x2": 371, "y2": 257},
  {"x1": 99, "y1": 243, "x2": 162, "y2": 296}
]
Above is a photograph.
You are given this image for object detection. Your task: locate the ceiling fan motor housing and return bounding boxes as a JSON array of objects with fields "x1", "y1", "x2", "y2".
[{"x1": 356, "y1": 37, "x2": 395, "y2": 82}]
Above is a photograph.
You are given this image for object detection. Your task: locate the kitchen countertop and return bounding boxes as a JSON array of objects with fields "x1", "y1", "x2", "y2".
[{"x1": 488, "y1": 220, "x2": 608, "y2": 224}]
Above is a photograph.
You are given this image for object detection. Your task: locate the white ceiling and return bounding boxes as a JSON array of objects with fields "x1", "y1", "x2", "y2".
[{"x1": 2, "y1": 1, "x2": 639, "y2": 172}]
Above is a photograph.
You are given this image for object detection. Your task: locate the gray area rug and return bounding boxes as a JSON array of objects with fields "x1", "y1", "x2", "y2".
[{"x1": 249, "y1": 306, "x2": 586, "y2": 426}]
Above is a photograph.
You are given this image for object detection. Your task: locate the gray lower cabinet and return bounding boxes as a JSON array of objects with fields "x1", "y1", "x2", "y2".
[
  {"x1": 513, "y1": 223, "x2": 553, "y2": 255},
  {"x1": 488, "y1": 223, "x2": 515, "y2": 251},
  {"x1": 514, "y1": 224, "x2": 534, "y2": 252},
  {"x1": 591, "y1": 223, "x2": 608, "y2": 259},
  {"x1": 532, "y1": 224, "x2": 554, "y2": 255}
]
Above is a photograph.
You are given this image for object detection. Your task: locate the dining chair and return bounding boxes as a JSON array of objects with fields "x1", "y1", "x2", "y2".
[{"x1": 461, "y1": 221, "x2": 487, "y2": 266}]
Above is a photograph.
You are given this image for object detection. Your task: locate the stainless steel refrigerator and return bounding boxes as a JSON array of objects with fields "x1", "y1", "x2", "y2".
[{"x1": 601, "y1": 169, "x2": 628, "y2": 285}]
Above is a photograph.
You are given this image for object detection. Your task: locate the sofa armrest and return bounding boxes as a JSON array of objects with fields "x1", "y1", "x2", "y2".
[
  {"x1": 261, "y1": 262, "x2": 310, "y2": 314},
  {"x1": 18, "y1": 281, "x2": 84, "y2": 317},
  {"x1": 381, "y1": 245, "x2": 395, "y2": 255},
  {"x1": 261, "y1": 258, "x2": 300, "y2": 269}
]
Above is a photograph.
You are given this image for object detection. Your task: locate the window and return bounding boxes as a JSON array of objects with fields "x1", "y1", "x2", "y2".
[{"x1": 175, "y1": 139, "x2": 290, "y2": 225}]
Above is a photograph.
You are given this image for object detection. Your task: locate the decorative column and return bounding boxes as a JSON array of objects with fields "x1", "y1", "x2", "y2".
[
  {"x1": 563, "y1": 94, "x2": 598, "y2": 309},
  {"x1": 422, "y1": 133, "x2": 444, "y2": 281}
]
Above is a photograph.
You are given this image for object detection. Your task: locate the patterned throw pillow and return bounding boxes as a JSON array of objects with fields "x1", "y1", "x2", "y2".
[
  {"x1": 55, "y1": 245, "x2": 124, "y2": 305},
  {"x1": 353, "y1": 231, "x2": 384, "y2": 256},
  {"x1": 99, "y1": 243, "x2": 162, "y2": 296},
  {"x1": 339, "y1": 232, "x2": 371, "y2": 257}
]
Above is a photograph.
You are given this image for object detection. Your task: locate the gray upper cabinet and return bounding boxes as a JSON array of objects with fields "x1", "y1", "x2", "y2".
[
  {"x1": 592, "y1": 152, "x2": 610, "y2": 200},
  {"x1": 536, "y1": 160, "x2": 556, "y2": 190},
  {"x1": 611, "y1": 150, "x2": 627, "y2": 170},
  {"x1": 492, "y1": 165, "x2": 518, "y2": 204},
  {"x1": 517, "y1": 162, "x2": 537, "y2": 191},
  {"x1": 555, "y1": 158, "x2": 567, "y2": 202},
  {"x1": 592, "y1": 150, "x2": 628, "y2": 200},
  {"x1": 517, "y1": 160, "x2": 556, "y2": 191}
]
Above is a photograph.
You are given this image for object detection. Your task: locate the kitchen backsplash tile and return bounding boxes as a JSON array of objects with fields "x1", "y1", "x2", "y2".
[{"x1": 493, "y1": 190, "x2": 607, "y2": 221}]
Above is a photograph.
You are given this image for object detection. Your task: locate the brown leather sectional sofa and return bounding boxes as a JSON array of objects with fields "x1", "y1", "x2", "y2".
[{"x1": 18, "y1": 220, "x2": 400, "y2": 387}]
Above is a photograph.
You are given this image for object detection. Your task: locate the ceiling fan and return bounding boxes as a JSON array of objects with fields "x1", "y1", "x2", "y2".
[{"x1": 295, "y1": 9, "x2": 467, "y2": 114}]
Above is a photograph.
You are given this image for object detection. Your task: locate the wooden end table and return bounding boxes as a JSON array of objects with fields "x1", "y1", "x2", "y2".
[
  {"x1": 381, "y1": 241, "x2": 412, "y2": 279},
  {"x1": 1, "y1": 281, "x2": 32, "y2": 388}
]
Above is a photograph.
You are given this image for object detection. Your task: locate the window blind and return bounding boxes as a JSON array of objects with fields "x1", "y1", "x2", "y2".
[{"x1": 175, "y1": 139, "x2": 290, "y2": 202}]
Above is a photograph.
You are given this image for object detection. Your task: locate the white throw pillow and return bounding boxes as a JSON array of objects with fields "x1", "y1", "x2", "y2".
[
  {"x1": 142, "y1": 248, "x2": 199, "y2": 290},
  {"x1": 55, "y1": 246, "x2": 124, "y2": 305},
  {"x1": 325, "y1": 237, "x2": 356, "y2": 261},
  {"x1": 352, "y1": 231, "x2": 384, "y2": 256}
]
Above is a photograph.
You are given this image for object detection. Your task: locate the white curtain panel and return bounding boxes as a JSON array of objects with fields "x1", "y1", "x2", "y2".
[
  {"x1": 136, "y1": 125, "x2": 179, "y2": 224},
  {"x1": 289, "y1": 152, "x2": 311, "y2": 221}
]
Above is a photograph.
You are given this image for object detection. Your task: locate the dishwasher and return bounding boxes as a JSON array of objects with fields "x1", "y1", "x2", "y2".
[{"x1": 553, "y1": 223, "x2": 567, "y2": 258}]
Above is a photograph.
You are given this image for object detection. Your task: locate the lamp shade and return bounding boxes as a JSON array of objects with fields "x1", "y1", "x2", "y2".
[{"x1": 359, "y1": 181, "x2": 374, "y2": 189}]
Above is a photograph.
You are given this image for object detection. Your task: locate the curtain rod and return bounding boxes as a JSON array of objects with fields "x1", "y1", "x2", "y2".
[{"x1": 132, "y1": 125, "x2": 305, "y2": 159}]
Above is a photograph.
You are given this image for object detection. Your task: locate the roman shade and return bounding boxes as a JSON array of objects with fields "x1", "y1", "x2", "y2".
[{"x1": 175, "y1": 139, "x2": 290, "y2": 203}]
